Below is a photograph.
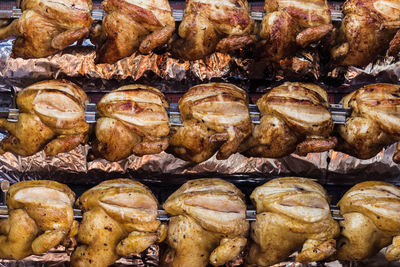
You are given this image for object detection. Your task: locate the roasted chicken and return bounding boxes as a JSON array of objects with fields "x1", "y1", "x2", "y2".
[
  {"x1": 240, "y1": 82, "x2": 337, "y2": 158},
  {"x1": 171, "y1": 0, "x2": 255, "y2": 60},
  {"x1": 331, "y1": 0, "x2": 400, "y2": 67},
  {"x1": 246, "y1": 177, "x2": 339, "y2": 266},
  {"x1": 168, "y1": 83, "x2": 253, "y2": 163},
  {"x1": 337, "y1": 181, "x2": 400, "y2": 261},
  {"x1": 91, "y1": 0, "x2": 175, "y2": 64},
  {"x1": 71, "y1": 179, "x2": 166, "y2": 267},
  {"x1": 0, "y1": 80, "x2": 89, "y2": 157},
  {"x1": 336, "y1": 83, "x2": 400, "y2": 162},
  {"x1": 92, "y1": 85, "x2": 170, "y2": 162},
  {"x1": 258, "y1": 0, "x2": 332, "y2": 62},
  {"x1": 0, "y1": 180, "x2": 77, "y2": 259},
  {"x1": 162, "y1": 178, "x2": 249, "y2": 267},
  {"x1": 0, "y1": 0, "x2": 92, "y2": 59}
]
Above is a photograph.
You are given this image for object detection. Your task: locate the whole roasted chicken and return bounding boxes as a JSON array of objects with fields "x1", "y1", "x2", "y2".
[
  {"x1": 0, "y1": 80, "x2": 89, "y2": 157},
  {"x1": 71, "y1": 179, "x2": 166, "y2": 267},
  {"x1": 162, "y1": 178, "x2": 249, "y2": 267},
  {"x1": 337, "y1": 181, "x2": 400, "y2": 261},
  {"x1": 0, "y1": 0, "x2": 92, "y2": 59},
  {"x1": 0, "y1": 180, "x2": 78, "y2": 259},
  {"x1": 168, "y1": 83, "x2": 253, "y2": 163},
  {"x1": 240, "y1": 82, "x2": 337, "y2": 158},
  {"x1": 91, "y1": 0, "x2": 175, "y2": 64},
  {"x1": 258, "y1": 0, "x2": 332, "y2": 62},
  {"x1": 246, "y1": 177, "x2": 339, "y2": 266},
  {"x1": 331, "y1": 0, "x2": 400, "y2": 67},
  {"x1": 336, "y1": 83, "x2": 400, "y2": 162},
  {"x1": 92, "y1": 85, "x2": 170, "y2": 162},
  {"x1": 171, "y1": 0, "x2": 255, "y2": 60}
]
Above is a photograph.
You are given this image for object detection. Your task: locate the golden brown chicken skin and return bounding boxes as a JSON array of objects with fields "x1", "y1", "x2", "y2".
[
  {"x1": 331, "y1": 0, "x2": 400, "y2": 67},
  {"x1": 240, "y1": 82, "x2": 337, "y2": 158},
  {"x1": 171, "y1": 0, "x2": 255, "y2": 60},
  {"x1": 162, "y1": 178, "x2": 249, "y2": 267},
  {"x1": 336, "y1": 83, "x2": 400, "y2": 162},
  {"x1": 168, "y1": 83, "x2": 253, "y2": 163},
  {"x1": 0, "y1": 180, "x2": 78, "y2": 259},
  {"x1": 71, "y1": 179, "x2": 166, "y2": 267},
  {"x1": 0, "y1": 80, "x2": 89, "y2": 157},
  {"x1": 92, "y1": 84, "x2": 170, "y2": 162},
  {"x1": 258, "y1": 0, "x2": 332, "y2": 62},
  {"x1": 0, "y1": 0, "x2": 92, "y2": 59},
  {"x1": 91, "y1": 0, "x2": 175, "y2": 64},
  {"x1": 246, "y1": 177, "x2": 339, "y2": 266},
  {"x1": 337, "y1": 181, "x2": 400, "y2": 261}
]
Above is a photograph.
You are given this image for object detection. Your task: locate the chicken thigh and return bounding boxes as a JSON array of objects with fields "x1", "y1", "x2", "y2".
[
  {"x1": 336, "y1": 83, "x2": 400, "y2": 162},
  {"x1": 171, "y1": 0, "x2": 255, "y2": 60},
  {"x1": 258, "y1": 0, "x2": 332, "y2": 62},
  {"x1": 246, "y1": 177, "x2": 339, "y2": 266},
  {"x1": 91, "y1": 0, "x2": 175, "y2": 64},
  {"x1": 162, "y1": 178, "x2": 249, "y2": 267},
  {"x1": 331, "y1": 0, "x2": 400, "y2": 67},
  {"x1": 0, "y1": 80, "x2": 89, "y2": 157},
  {"x1": 337, "y1": 181, "x2": 400, "y2": 261},
  {"x1": 0, "y1": 180, "x2": 77, "y2": 259},
  {"x1": 0, "y1": 0, "x2": 92, "y2": 58},
  {"x1": 168, "y1": 83, "x2": 253, "y2": 163},
  {"x1": 92, "y1": 85, "x2": 170, "y2": 162},
  {"x1": 71, "y1": 179, "x2": 166, "y2": 267},
  {"x1": 240, "y1": 82, "x2": 337, "y2": 158}
]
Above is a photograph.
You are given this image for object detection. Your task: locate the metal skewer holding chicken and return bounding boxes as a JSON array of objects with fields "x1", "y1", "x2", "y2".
[
  {"x1": 161, "y1": 178, "x2": 249, "y2": 267},
  {"x1": 0, "y1": 0, "x2": 93, "y2": 59},
  {"x1": 91, "y1": 0, "x2": 175, "y2": 64},
  {"x1": 239, "y1": 82, "x2": 337, "y2": 158},
  {"x1": 246, "y1": 177, "x2": 340, "y2": 266},
  {"x1": 0, "y1": 80, "x2": 89, "y2": 157},
  {"x1": 167, "y1": 83, "x2": 253, "y2": 163},
  {"x1": 71, "y1": 179, "x2": 166, "y2": 267},
  {"x1": 0, "y1": 180, "x2": 78, "y2": 259},
  {"x1": 336, "y1": 181, "x2": 400, "y2": 261}
]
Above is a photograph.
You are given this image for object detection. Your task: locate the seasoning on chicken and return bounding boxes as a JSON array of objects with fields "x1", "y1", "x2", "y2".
[
  {"x1": 240, "y1": 82, "x2": 337, "y2": 158},
  {"x1": 92, "y1": 84, "x2": 170, "y2": 162},
  {"x1": 168, "y1": 83, "x2": 253, "y2": 163},
  {"x1": 0, "y1": 180, "x2": 78, "y2": 259},
  {"x1": 0, "y1": 0, "x2": 92, "y2": 59},
  {"x1": 71, "y1": 179, "x2": 166, "y2": 267},
  {"x1": 171, "y1": 0, "x2": 255, "y2": 60},
  {"x1": 246, "y1": 177, "x2": 339, "y2": 266},
  {"x1": 337, "y1": 181, "x2": 400, "y2": 261},
  {"x1": 91, "y1": 0, "x2": 175, "y2": 64},
  {"x1": 331, "y1": 0, "x2": 400, "y2": 67},
  {"x1": 336, "y1": 83, "x2": 400, "y2": 162},
  {"x1": 162, "y1": 178, "x2": 249, "y2": 267},
  {"x1": 258, "y1": 0, "x2": 332, "y2": 62},
  {"x1": 0, "y1": 80, "x2": 89, "y2": 157}
]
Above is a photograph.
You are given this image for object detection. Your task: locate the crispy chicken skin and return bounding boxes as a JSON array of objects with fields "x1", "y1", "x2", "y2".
[
  {"x1": 331, "y1": 0, "x2": 400, "y2": 67},
  {"x1": 336, "y1": 83, "x2": 400, "y2": 162},
  {"x1": 258, "y1": 0, "x2": 332, "y2": 62},
  {"x1": 71, "y1": 179, "x2": 166, "y2": 267},
  {"x1": 337, "y1": 181, "x2": 400, "y2": 261},
  {"x1": 246, "y1": 177, "x2": 339, "y2": 266},
  {"x1": 240, "y1": 82, "x2": 337, "y2": 158},
  {"x1": 0, "y1": 180, "x2": 77, "y2": 259},
  {"x1": 162, "y1": 178, "x2": 249, "y2": 267},
  {"x1": 92, "y1": 84, "x2": 170, "y2": 162},
  {"x1": 0, "y1": 80, "x2": 89, "y2": 157},
  {"x1": 168, "y1": 83, "x2": 253, "y2": 163},
  {"x1": 91, "y1": 0, "x2": 175, "y2": 64},
  {"x1": 0, "y1": 0, "x2": 92, "y2": 58},
  {"x1": 171, "y1": 0, "x2": 255, "y2": 60}
]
